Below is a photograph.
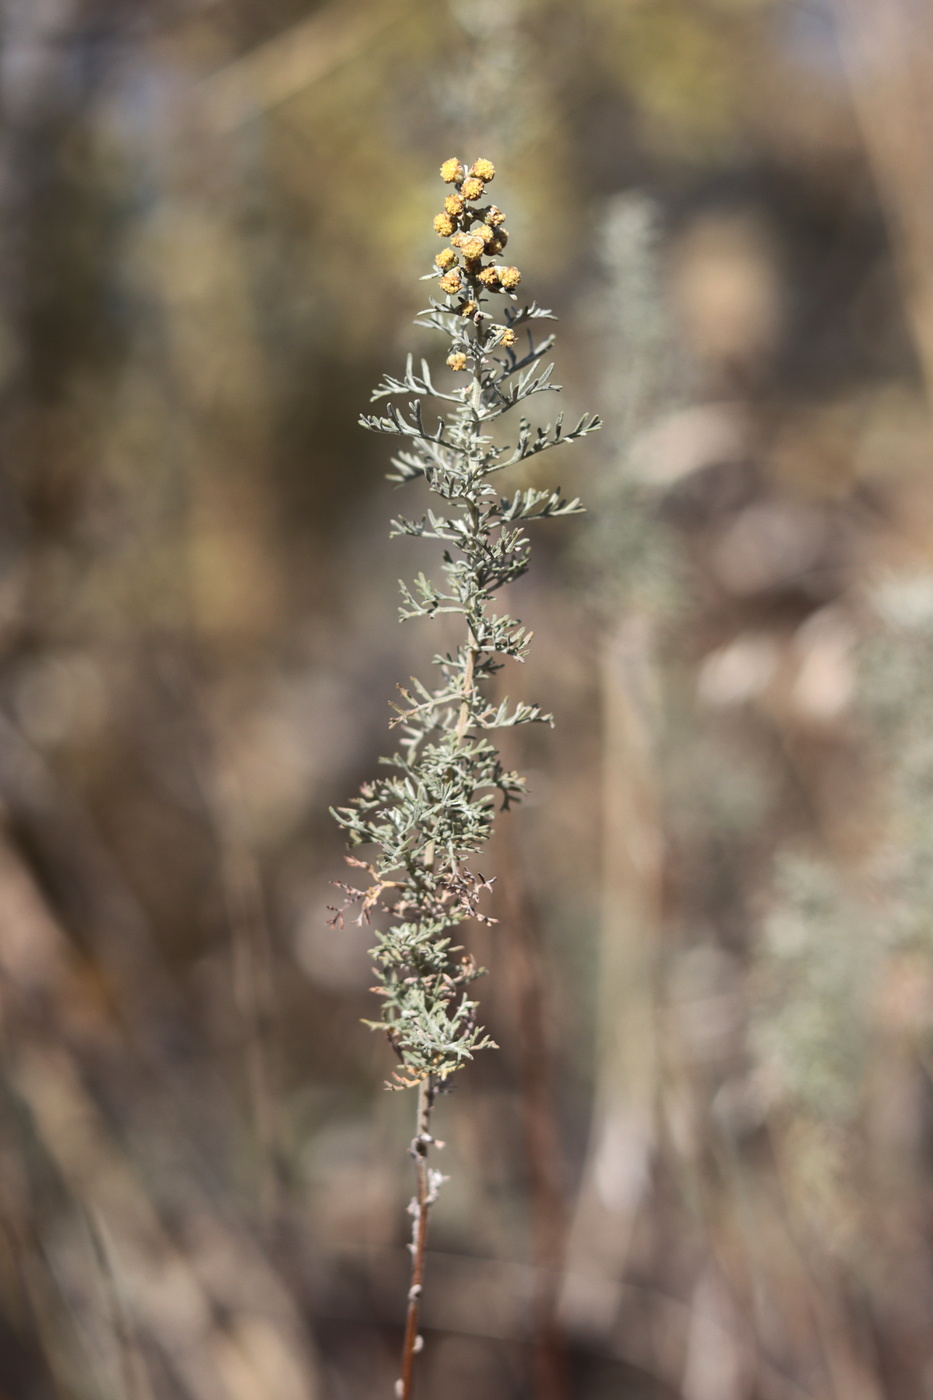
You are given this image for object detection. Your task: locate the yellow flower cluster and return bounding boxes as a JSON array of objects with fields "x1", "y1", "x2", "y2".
[
  {"x1": 433, "y1": 157, "x2": 521, "y2": 307},
  {"x1": 454, "y1": 234, "x2": 486, "y2": 260},
  {"x1": 439, "y1": 156, "x2": 495, "y2": 186},
  {"x1": 446, "y1": 351, "x2": 468, "y2": 371}
]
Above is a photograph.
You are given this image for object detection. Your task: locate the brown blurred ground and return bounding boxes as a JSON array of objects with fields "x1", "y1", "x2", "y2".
[{"x1": 2, "y1": 2, "x2": 933, "y2": 1397}]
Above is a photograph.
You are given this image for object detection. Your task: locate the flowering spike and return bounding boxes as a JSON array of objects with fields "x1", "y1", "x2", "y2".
[
  {"x1": 340, "y1": 166, "x2": 597, "y2": 1391},
  {"x1": 334, "y1": 160, "x2": 598, "y2": 1082}
]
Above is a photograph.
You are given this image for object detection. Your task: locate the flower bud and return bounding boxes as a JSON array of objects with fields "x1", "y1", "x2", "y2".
[
  {"x1": 498, "y1": 266, "x2": 521, "y2": 290},
  {"x1": 435, "y1": 247, "x2": 457, "y2": 270},
  {"x1": 470, "y1": 158, "x2": 495, "y2": 182},
  {"x1": 446, "y1": 351, "x2": 468, "y2": 371},
  {"x1": 440, "y1": 158, "x2": 463, "y2": 183},
  {"x1": 433, "y1": 212, "x2": 455, "y2": 237},
  {"x1": 461, "y1": 177, "x2": 484, "y2": 201},
  {"x1": 439, "y1": 271, "x2": 462, "y2": 295}
]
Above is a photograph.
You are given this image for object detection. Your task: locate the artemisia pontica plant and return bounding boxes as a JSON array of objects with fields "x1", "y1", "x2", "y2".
[{"x1": 331, "y1": 156, "x2": 599, "y2": 1399}]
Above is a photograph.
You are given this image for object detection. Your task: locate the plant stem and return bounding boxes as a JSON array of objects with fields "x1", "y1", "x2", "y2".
[
  {"x1": 455, "y1": 636, "x2": 477, "y2": 747},
  {"x1": 398, "y1": 1076, "x2": 436, "y2": 1400},
  {"x1": 400, "y1": 483, "x2": 485, "y2": 1394}
]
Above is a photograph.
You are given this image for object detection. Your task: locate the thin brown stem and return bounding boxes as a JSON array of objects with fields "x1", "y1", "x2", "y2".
[
  {"x1": 453, "y1": 475, "x2": 481, "y2": 750},
  {"x1": 398, "y1": 268, "x2": 493, "y2": 1400},
  {"x1": 454, "y1": 639, "x2": 477, "y2": 747},
  {"x1": 398, "y1": 1076, "x2": 437, "y2": 1400}
]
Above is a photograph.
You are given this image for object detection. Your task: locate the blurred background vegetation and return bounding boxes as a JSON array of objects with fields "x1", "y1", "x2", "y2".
[{"x1": 3, "y1": 0, "x2": 933, "y2": 1396}]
